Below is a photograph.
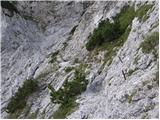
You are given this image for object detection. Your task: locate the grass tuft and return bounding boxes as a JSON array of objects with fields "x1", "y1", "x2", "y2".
[
  {"x1": 140, "y1": 32, "x2": 159, "y2": 58},
  {"x1": 136, "y1": 4, "x2": 153, "y2": 22}
]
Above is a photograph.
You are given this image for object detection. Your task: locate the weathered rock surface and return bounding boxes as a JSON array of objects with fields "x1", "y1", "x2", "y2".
[{"x1": 1, "y1": 1, "x2": 159, "y2": 119}]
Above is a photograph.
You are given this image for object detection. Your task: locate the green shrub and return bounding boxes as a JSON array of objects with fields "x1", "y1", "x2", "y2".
[
  {"x1": 85, "y1": 5, "x2": 150, "y2": 66},
  {"x1": 86, "y1": 19, "x2": 121, "y2": 51},
  {"x1": 49, "y1": 66, "x2": 88, "y2": 118},
  {"x1": 6, "y1": 79, "x2": 38, "y2": 113},
  {"x1": 86, "y1": 5, "x2": 135, "y2": 51},
  {"x1": 50, "y1": 67, "x2": 88, "y2": 105},
  {"x1": 102, "y1": 26, "x2": 132, "y2": 65},
  {"x1": 140, "y1": 32, "x2": 159, "y2": 57}
]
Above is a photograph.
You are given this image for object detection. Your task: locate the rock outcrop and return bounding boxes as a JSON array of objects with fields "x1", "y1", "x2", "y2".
[{"x1": 1, "y1": 1, "x2": 159, "y2": 119}]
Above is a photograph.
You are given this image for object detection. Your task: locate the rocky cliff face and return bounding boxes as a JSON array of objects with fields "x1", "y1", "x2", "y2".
[{"x1": 1, "y1": 1, "x2": 159, "y2": 119}]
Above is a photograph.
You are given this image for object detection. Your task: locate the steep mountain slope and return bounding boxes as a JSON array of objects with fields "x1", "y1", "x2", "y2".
[{"x1": 1, "y1": 1, "x2": 159, "y2": 119}]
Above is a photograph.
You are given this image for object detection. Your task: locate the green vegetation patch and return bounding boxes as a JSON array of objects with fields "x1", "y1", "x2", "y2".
[
  {"x1": 140, "y1": 32, "x2": 159, "y2": 57},
  {"x1": 115, "y1": 6, "x2": 135, "y2": 32},
  {"x1": 85, "y1": 5, "x2": 135, "y2": 65},
  {"x1": 65, "y1": 67, "x2": 74, "y2": 73},
  {"x1": 136, "y1": 4, "x2": 153, "y2": 22},
  {"x1": 86, "y1": 19, "x2": 121, "y2": 51},
  {"x1": 128, "y1": 69, "x2": 135, "y2": 76},
  {"x1": 127, "y1": 68, "x2": 138, "y2": 76},
  {"x1": 7, "y1": 109, "x2": 22, "y2": 119},
  {"x1": 127, "y1": 91, "x2": 137, "y2": 103},
  {"x1": 28, "y1": 112, "x2": 37, "y2": 119},
  {"x1": 49, "y1": 65, "x2": 88, "y2": 118},
  {"x1": 6, "y1": 79, "x2": 38, "y2": 113},
  {"x1": 85, "y1": 4, "x2": 155, "y2": 65},
  {"x1": 101, "y1": 26, "x2": 132, "y2": 65},
  {"x1": 86, "y1": 5, "x2": 135, "y2": 51},
  {"x1": 53, "y1": 99, "x2": 77, "y2": 119}
]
